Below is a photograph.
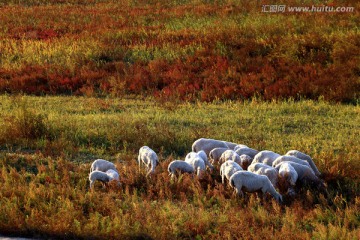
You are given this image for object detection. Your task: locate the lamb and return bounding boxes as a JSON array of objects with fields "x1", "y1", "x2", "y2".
[
  {"x1": 247, "y1": 163, "x2": 279, "y2": 187},
  {"x1": 278, "y1": 162, "x2": 298, "y2": 195},
  {"x1": 185, "y1": 150, "x2": 214, "y2": 170},
  {"x1": 89, "y1": 169, "x2": 121, "y2": 189},
  {"x1": 220, "y1": 160, "x2": 243, "y2": 184},
  {"x1": 252, "y1": 150, "x2": 281, "y2": 166},
  {"x1": 138, "y1": 146, "x2": 159, "y2": 177},
  {"x1": 285, "y1": 150, "x2": 321, "y2": 176},
  {"x1": 90, "y1": 159, "x2": 117, "y2": 173},
  {"x1": 229, "y1": 171, "x2": 283, "y2": 203},
  {"x1": 185, "y1": 154, "x2": 206, "y2": 178},
  {"x1": 167, "y1": 160, "x2": 194, "y2": 179},
  {"x1": 275, "y1": 161, "x2": 327, "y2": 195},
  {"x1": 209, "y1": 147, "x2": 229, "y2": 165},
  {"x1": 105, "y1": 169, "x2": 121, "y2": 184},
  {"x1": 233, "y1": 144, "x2": 249, "y2": 151},
  {"x1": 89, "y1": 171, "x2": 111, "y2": 189},
  {"x1": 191, "y1": 138, "x2": 229, "y2": 156},
  {"x1": 235, "y1": 147, "x2": 259, "y2": 159},
  {"x1": 239, "y1": 154, "x2": 253, "y2": 170},
  {"x1": 219, "y1": 150, "x2": 241, "y2": 165},
  {"x1": 272, "y1": 156, "x2": 311, "y2": 169},
  {"x1": 223, "y1": 141, "x2": 241, "y2": 150}
]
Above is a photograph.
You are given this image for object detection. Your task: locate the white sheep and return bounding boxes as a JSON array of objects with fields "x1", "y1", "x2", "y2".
[
  {"x1": 272, "y1": 156, "x2": 311, "y2": 169},
  {"x1": 252, "y1": 150, "x2": 281, "y2": 166},
  {"x1": 185, "y1": 150, "x2": 214, "y2": 170},
  {"x1": 277, "y1": 162, "x2": 298, "y2": 194},
  {"x1": 219, "y1": 150, "x2": 241, "y2": 165},
  {"x1": 89, "y1": 171, "x2": 111, "y2": 189},
  {"x1": 239, "y1": 154, "x2": 253, "y2": 170},
  {"x1": 223, "y1": 140, "x2": 241, "y2": 150},
  {"x1": 191, "y1": 138, "x2": 229, "y2": 156},
  {"x1": 89, "y1": 169, "x2": 121, "y2": 190},
  {"x1": 233, "y1": 144, "x2": 249, "y2": 151},
  {"x1": 209, "y1": 147, "x2": 229, "y2": 165},
  {"x1": 90, "y1": 159, "x2": 117, "y2": 173},
  {"x1": 167, "y1": 160, "x2": 194, "y2": 180},
  {"x1": 106, "y1": 169, "x2": 121, "y2": 185},
  {"x1": 138, "y1": 146, "x2": 159, "y2": 177},
  {"x1": 235, "y1": 147, "x2": 259, "y2": 159},
  {"x1": 286, "y1": 150, "x2": 321, "y2": 176},
  {"x1": 275, "y1": 161, "x2": 327, "y2": 195},
  {"x1": 219, "y1": 160, "x2": 243, "y2": 184},
  {"x1": 229, "y1": 171, "x2": 283, "y2": 203},
  {"x1": 247, "y1": 163, "x2": 279, "y2": 187}
]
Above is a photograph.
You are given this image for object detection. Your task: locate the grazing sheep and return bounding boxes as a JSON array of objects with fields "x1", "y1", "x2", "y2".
[
  {"x1": 229, "y1": 171, "x2": 283, "y2": 203},
  {"x1": 235, "y1": 147, "x2": 259, "y2": 159},
  {"x1": 247, "y1": 163, "x2": 279, "y2": 187},
  {"x1": 286, "y1": 150, "x2": 321, "y2": 176},
  {"x1": 209, "y1": 147, "x2": 229, "y2": 165},
  {"x1": 278, "y1": 162, "x2": 298, "y2": 195},
  {"x1": 272, "y1": 156, "x2": 311, "y2": 169},
  {"x1": 234, "y1": 144, "x2": 249, "y2": 151},
  {"x1": 192, "y1": 157, "x2": 206, "y2": 178},
  {"x1": 191, "y1": 138, "x2": 229, "y2": 156},
  {"x1": 106, "y1": 169, "x2": 121, "y2": 184},
  {"x1": 89, "y1": 170, "x2": 111, "y2": 189},
  {"x1": 252, "y1": 150, "x2": 281, "y2": 166},
  {"x1": 239, "y1": 154, "x2": 253, "y2": 170},
  {"x1": 223, "y1": 141, "x2": 240, "y2": 150},
  {"x1": 219, "y1": 150, "x2": 241, "y2": 165},
  {"x1": 138, "y1": 146, "x2": 159, "y2": 177},
  {"x1": 90, "y1": 159, "x2": 117, "y2": 173},
  {"x1": 89, "y1": 169, "x2": 121, "y2": 190},
  {"x1": 167, "y1": 160, "x2": 194, "y2": 179},
  {"x1": 185, "y1": 150, "x2": 214, "y2": 170},
  {"x1": 275, "y1": 161, "x2": 327, "y2": 195},
  {"x1": 220, "y1": 160, "x2": 243, "y2": 184}
]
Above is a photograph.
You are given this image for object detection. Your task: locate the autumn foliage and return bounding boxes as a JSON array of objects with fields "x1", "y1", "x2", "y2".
[{"x1": 0, "y1": 0, "x2": 359, "y2": 102}]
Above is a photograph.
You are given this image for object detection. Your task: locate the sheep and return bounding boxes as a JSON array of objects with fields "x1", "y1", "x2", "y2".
[
  {"x1": 89, "y1": 171, "x2": 111, "y2": 189},
  {"x1": 106, "y1": 169, "x2": 121, "y2": 185},
  {"x1": 219, "y1": 160, "x2": 243, "y2": 184},
  {"x1": 278, "y1": 162, "x2": 298, "y2": 196},
  {"x1": 239, "y1": 154, "x2": 253, "y2": 170},
  {"x1": 286, "y1": 150, "x2": 321, "y2": 176},
  {"x1": 247, "y1": 163, "x2": 279, "y2": 188},
  {"x1": 185, "y1": 150, "x2": 214, "y2": 170},
  {"x1": 272, "y1": 156, "x2": 311, "y2": 169},
  {"x1": 209, "y1": 147, "x2": 229, "y2": 165},
  {"x1": 229, "y1": 171, "x2": 283, "y2": 203},
  {"x1": 252, "y1": 150, "x2": 281, "y2": 166},
  {"x1": 223, "y1": 141, "x2": 241, "y2": 150},
  {"x1": 191, "y1": 138, "x2": 229, "y2": 156},
  {"x1": 235, "y1": 147, "x2": 259, "y2": 159},
  {"x1": 185, "y1": 154, "x2": 206, "y2": 179},
  {"x1": 167, "y1": 160, "x2": 194, "y2": 180},
  {"x1": 89, "y1": 169, "x2": 121, "y2": 190},
  {"x1": 275, "y1": 161, "x2": 327, "y2": 195},
  {"x1": 90, "y1": 159, "x2": 117, "y2": 173},
  {"x1": 219, "y1": 150, "x2": 241, "y2": 165},
  {"x1": 138, "y1": 146, "x2": 159, "y2": 177},
  {"x1": 234, "y1": 144, "x2": 249, "y2": 151}
]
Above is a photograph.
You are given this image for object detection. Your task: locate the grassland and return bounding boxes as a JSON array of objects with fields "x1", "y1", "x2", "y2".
[
  {"x1": 0, "y1": 0, "x2": 359, "y2": 238},
  {"x1": 0, "y1": 0, "x2": 359, "y2": 102},
  {"x1": 0, "y1": 95, "x2": 359, "y2": 239}
]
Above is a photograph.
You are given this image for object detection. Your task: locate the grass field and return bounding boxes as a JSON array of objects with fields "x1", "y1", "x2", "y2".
[
  {"x1": 0, "y1": 95, "x2": 359, "y2": 239},
  {"x1": 0, "y1": 0, "x2": 359, "y2": 102},
  {"x1": 0, "y1": 0, "x2": 359, "y2": 239}
]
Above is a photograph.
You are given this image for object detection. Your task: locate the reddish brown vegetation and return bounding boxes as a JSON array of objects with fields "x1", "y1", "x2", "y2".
[{"x1": 0, "y1": 1, "x2": 359, "y2": 102}]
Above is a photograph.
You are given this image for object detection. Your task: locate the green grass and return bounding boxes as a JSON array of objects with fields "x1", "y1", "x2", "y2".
[{"x1": 0, "y1": 95, "x2": 359, "y2": 238}]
